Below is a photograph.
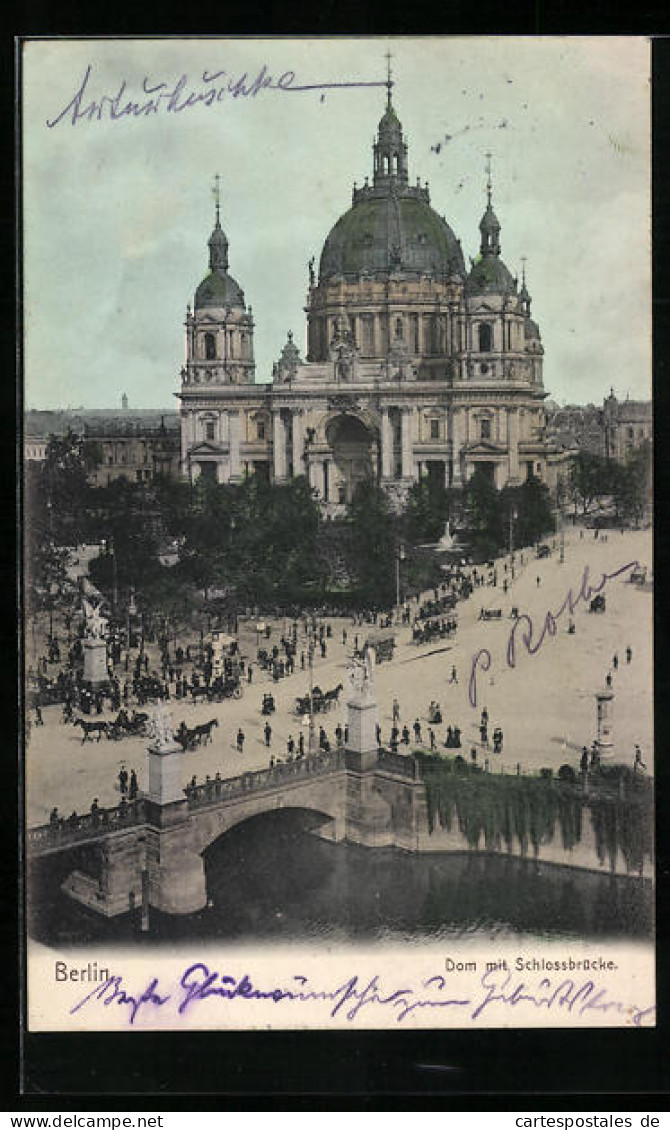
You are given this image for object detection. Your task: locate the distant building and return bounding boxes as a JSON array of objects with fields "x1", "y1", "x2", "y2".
[
  {"x1": 24, "y1": 435, "x2": 48, "y2": 462},
  {"x1": 24, "y1": 408, "x2": 180, "y2": 484},
  {"x1": 546, "y1": 391, "x2": 651, "y2": 462}
]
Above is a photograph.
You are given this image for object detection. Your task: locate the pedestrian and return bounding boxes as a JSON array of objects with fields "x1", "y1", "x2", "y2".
[
  {"x1": 90, "y1": 797, "x2": 100, "y2": 821},
  {"x1": 129, "y1": 770, "x2": 138, "y2": 800},
  {"x1": 118, "y1": 766, "x2": 128, "y2": 795},
  {"x1": 480, "y1": 722, "x2": 488, "y2": 746},
  {"x1": 470, "y1": 746, "x2": 477, "y2": 763},
  {"x1": 264, "y1": 721, "x2": 272, "y2": 747},
  {"x1": 580, "y1": 746, "x2": 589, "y2": 776},
  {"x1": 626, "y1": 646, "x2": 633, "y2": 664},
  {"x1": 300, "y1": 651, "x2": 305, "y2": 670},
  {"x1": 49, "y1": 806, "x2": 59, "y2": 828},
  {"x1": 449, "y1": 666, "x2": 458, "y2": 685},
  {"x1": 413, "y1": 719, "x2": 422, "y2": 743},
  {"x1": 298, "y1": 732, "x2": 305, "y2": 757},
  {"x1": 634, "y1": 745, "x2": 646, "y2": 772},
  {"x1": 376, "y1": 722, "x2": 382, "y2": 746},
  {"x1": 247, "y1": 664, "x2": 253, "y2": 684},
  {"x1": 35, "y1": 703, "x2": 44, "y2": 726},
  {"x1": 429, "y1": 728, "x2": 436, "y2": 752},
  {"x1": 453, "y1": 726, "x2": 461, "y2": 748},
  {"x1": 287, "y1": 735, "x2": 295, "y2": 758},
  {"x1": 481, "y1": 707, "x2": 489, "y2": 727},
  {"x1": 237, "y1": 728, "x2": 245, "y2": 754},
  {"x1": 392, "y1": 698, "x2": 400, "y2": 723},
  {"x1": 402, "y1": 725, "x2": 410, "y2": 745},
  {"x1": 342, "y1": 629, "x2": 347, "y2": 645},
  {"x1": 606, "y1": 672, "x2": 612, "y2": 689},
  {"x1": 612, "y1": 653, "x2": 618, "y2": 670},
  {"x1": 536, "y1": 576, "x2": 541, "y2": 587}
]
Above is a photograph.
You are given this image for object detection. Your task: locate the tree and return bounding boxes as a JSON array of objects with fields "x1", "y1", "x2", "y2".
[
  {"x1": 610, "y1": 440, "x2": 652, "y2": 526},
  {"x1": 345, "y1": 481, "x2": 395, "y2": 605},
  {"x1": 568, "y1": 452, "x2": 610, "y2": 516},
  {"x1": 462, "y1": 468, "x2": 504, "y2": 557},
  {"x1": 405, "y1": 478, "x2": 451, "y2": 544}
]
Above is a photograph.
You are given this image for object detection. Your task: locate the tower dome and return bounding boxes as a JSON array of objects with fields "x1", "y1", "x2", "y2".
[
  {"x1": 195, "y1": 194, "x2": 246, "y2": 310},
  {"x1": 465, "y1": 159, "x2": 516, "y2": 298},
  {"x1": 318, "y1": 90, "x2": 465, "y2": 282}
]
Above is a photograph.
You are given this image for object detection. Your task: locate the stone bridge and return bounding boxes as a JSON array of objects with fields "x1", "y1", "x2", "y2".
[{"x1": 27, "y1": 745, "x2": 423, "y2": 917}]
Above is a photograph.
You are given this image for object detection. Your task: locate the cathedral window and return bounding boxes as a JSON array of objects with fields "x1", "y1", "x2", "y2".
[
  {"x1": 430, "y1": 419, "x2": 440, "y2": 440},
  {"x1": 480, "y1": 418, "x2": 491, "y2": 441},
  {"x1": 478, "y1": 323, "x2": 493, "y2": 352},
  {"x1": 412, "y1": 315, "x2": 420, "y2": 352},
  {"x1": 395, "y1": 317, "x2": 403, "y2": 340},
  {"x1": 257, "y1": 421, "x2": 266, "y2": 441},
  {"x1": 204, "y1": 332, "x2": 216, "y2": 360},
  {"x1": 480, "y1": 362, "x2": 489, "y2": 375},
  {"x1": 205, "y1": 420, "x2": 216, "y2": 442}
]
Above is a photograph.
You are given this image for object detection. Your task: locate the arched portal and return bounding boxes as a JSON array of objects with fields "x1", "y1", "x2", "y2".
[{"x1": 325, "y1": 414, "x2": 378, "y2": 505}]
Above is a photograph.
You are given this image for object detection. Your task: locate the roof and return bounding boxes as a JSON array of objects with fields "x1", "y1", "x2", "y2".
[
  {"x1": 319, "y1": 191, "x2": 465, "y2": 281},
  {"x1": 465, "y1": 254, "x2": 516, "y2": 297},
  {"x1": 195, "y1": 269, "x2": 245, "y2": 309}
]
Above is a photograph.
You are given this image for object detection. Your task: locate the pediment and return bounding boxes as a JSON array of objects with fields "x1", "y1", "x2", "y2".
[
  {"x1": 463, "y1": 440, "x2": 504, "y2": 455},
  {"x1": 189, "y1": 442, "x2": 224, "y2": 456}
]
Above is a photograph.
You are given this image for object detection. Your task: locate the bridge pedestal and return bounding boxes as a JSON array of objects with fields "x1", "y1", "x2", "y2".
[{"x1": 144, "y1": 740, "x2": 208, "y2": 914}]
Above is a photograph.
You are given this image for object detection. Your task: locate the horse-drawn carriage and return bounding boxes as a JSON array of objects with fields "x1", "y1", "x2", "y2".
[
  {"x1": 364, "y1": 629, "x2": 396, "y2": 664},
  {"x1": 478, "y1": 608, "x2": 503, "y2": 621},
  {"x1": 629, "y1": 567, "x2": 647, "y2": 586},
  {"x1": 589, "y1": 594, "x2": 606, "y2": 613},
  {"x1": 294, "y1": 683, "x2": 343, "y2": 717}
]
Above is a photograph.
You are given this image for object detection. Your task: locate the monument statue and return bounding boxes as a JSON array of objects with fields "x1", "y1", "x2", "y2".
[
  {"x1": 437, "y1": 520, "x2": 454, "y2": 553},
  {"x1": 348, "y1": 648, "x2": 375, "y2": 704},
  {"x1": 149, "y1": 701, "x2": 176, "y2": 752},
  {"x1": 82, "y1": 598, "x2": 107, "y2": 641}
]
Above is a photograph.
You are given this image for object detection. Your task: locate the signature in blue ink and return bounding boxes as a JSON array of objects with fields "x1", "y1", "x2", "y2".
[
  {"x1": 468, "y1": 559, "x2": 639, "y2": 708},
  {"x1": 69, "y1": 974, "x2": 171, "y2": 1025},
  {"x1": 46, "y1": 64, "x2": 387, "y2": 129},
  {"x1": 68, "y1": 963, "x2": 654, "y2": 1028},
  {"x1": 472, "y1": 968, "x2": 655, "y2": 1027}
]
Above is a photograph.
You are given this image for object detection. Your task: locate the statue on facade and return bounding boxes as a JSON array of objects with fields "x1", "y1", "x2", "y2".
[
  {"x1": 308, "y1": 257, "x2": 315, "y2": 287},
  {"x1": 82, "y1": 598, "x2": 107, "y2": 641}
]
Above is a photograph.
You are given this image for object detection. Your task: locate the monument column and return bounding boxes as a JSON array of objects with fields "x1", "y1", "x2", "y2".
[{"x1": 144, "y1": 703, "x2": 207, "y2": 916}]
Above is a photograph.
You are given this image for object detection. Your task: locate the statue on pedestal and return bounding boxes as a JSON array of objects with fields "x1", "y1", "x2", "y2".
[
  {"x1": 82, "y1": 598, "x2": 107, "y2": 641},
  {"x1": 348, "y1": 649, "x2": 375, "y2": 704},
  {"x1": 148, "y1": 701, "x2": 176, "y2": 752}
]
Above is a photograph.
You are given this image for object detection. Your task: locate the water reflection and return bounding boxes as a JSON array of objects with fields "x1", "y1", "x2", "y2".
[{"x1": 28, "y1": 809, "x2": 653, "y2": 946}]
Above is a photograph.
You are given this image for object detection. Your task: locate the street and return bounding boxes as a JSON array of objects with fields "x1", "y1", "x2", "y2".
[{"x1": 25, "y1": 525, "x2": 653, "y2": 827}]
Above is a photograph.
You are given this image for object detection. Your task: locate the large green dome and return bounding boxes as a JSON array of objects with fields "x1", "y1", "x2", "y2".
[{"x1": 319, "y1": 190, "x2": 465, "y2": 282}]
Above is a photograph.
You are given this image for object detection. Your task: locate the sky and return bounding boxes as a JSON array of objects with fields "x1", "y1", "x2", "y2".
[{"x1": 22, "y1": 36, "x2": 651, "y2": 410}]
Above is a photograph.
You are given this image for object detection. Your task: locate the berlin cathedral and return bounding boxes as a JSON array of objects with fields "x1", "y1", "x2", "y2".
[{"x1": 178, "y1": 79, "x2": 559, "y2": 513}]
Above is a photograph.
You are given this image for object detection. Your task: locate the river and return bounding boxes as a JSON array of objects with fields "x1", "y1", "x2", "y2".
[{"x1": 28, "y1": 809, "x2": 653, "y2": 947}]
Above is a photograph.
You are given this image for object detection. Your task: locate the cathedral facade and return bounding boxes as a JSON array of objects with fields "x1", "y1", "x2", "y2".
[{"x1": 178, "y1": 86, "x2": 556, "y2": 513}]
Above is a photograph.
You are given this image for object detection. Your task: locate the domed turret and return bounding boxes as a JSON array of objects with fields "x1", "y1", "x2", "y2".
[
  {"x1": 465, "y1": 157, "x2": 516, "y2": 297},
  {"x1": 195, "y1": 188, "x2": 246, "y2": 310}
]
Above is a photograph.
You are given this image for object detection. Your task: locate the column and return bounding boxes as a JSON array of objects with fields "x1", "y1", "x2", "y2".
[
  {"x1": 451, "y1": 409, "x2": 463, "y2": 486},
  {"x1": 401, "y1": 407, "x2": 413, "y2": 479},
  {"x1": 313, "y1": 460, "x2": 325, "y2": 500},
  {"x1": 292, "y1": 409, "x2": 304, "y2": 477},
  {"x1": 507, "y1": 407, "x2": 520, "y2": 483},
  {"x1": 380, "y1": 407, "x2": 393, "y2": 479},
  {"x1": 272, "y1": 411, "x2": 287, "y2": 481},
  {"x1": 229, "y1": 411, "x2": 241, "y2": 480}
]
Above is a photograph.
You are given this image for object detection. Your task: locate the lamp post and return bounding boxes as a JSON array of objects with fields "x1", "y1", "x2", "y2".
[
  {"x1": 396, "y1": 543, "x2": 405, "y2": 610},
  {"x1": 508, "y1": 505, "x2": 517, "y2": 566},
  {"x1": 308, "y1": 631, "x2": 316, "y2": 754}
]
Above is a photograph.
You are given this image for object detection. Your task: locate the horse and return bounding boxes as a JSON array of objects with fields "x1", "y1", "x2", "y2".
[
  {"x1": 73, "y1": 718, "x2": 108, "y2": 743},
  {"x1": 193, "y1": 718, "x2": 219, "y2": 745},
  {"x1": 323, "y1": 683, "x2": 344, "y2": 709}
]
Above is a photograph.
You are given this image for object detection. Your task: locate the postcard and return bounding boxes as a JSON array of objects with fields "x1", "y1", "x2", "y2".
[{"x1": 22, "y1": 35, "x2": 654, "y2": 1032}]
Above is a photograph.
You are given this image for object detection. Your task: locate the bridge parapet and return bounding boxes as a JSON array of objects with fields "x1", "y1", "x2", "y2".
[
  {"x1": 27, "y1": 799, "x2": 147, "y2": 856},
  {"x1": 185, "y1": 748, "x2": 347, "y2": 810}
]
